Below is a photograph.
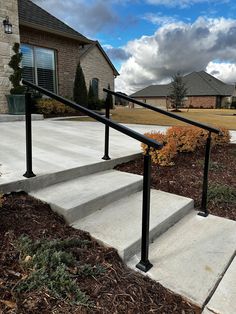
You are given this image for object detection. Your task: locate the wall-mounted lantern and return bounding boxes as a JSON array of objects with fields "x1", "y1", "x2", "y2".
[{"x1": 3, "y1": 16, "x2": 12, "y2": 34}]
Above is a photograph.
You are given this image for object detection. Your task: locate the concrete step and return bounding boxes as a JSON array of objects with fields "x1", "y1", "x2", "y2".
[
  {"x1": 30, "y1": 169, "x2": 143, "y2": 224},
  {"x1": 1, "y1": 153, "x2": 140, "y2": 194},
  {"x1": 127, "y1": 211, "x2": 236, "y2": 308},
  {"x1": 203, "y1": 257, "x2": 236, "y2": 314},
  {"x1": 72, "y1": 190, "x2": 194, "y2": 261}
]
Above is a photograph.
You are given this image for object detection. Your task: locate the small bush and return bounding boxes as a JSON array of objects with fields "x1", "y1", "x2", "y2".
[
  {"x1": 166, "y1": 126, "x2": 207, "y2": 152},
  {"x1": 14, "y1": 236, "x2": 105, "y2": 305},
  {"x1": 212, "y1": 127, "x2": 231, "y2": 145},
  {"x1": 36, "y1": 99, "x2": 77, "y2": 115},
  {"x1": 142, "y1": 126, "x2": 231, "y2": 166},
  {"x1": 141, "y1": 132, "x2": 177, "y2": 166},
  {"x1": 208, "y1": 184, "x2": 236, "y2": 204}
]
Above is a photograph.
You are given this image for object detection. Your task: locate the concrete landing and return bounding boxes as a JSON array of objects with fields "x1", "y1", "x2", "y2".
[
  {"x1": 127, "y1": 211, "x2": 236, "y2": 307},
  {"x1": 203, "y1": 257, "x2": 236, "y2": 314},
  {"x1": 72, "y1": 190, "x2": 193, "y2": 261}
]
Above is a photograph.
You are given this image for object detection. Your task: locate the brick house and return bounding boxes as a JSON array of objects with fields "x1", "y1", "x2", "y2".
[
  {"x1": 0, "y1": 0, "x2": 119, "y2": 113},
  {"x1": 130, "y1": 71, "x2": 235, "y2": 109}
]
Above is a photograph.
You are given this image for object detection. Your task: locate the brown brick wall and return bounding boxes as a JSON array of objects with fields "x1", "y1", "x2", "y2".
[
  {"x1": 185, "y1": 96, "x2": 217, "y2": 108},
  {"x1": 20, "y1": 26, "x2": 81, "y2": 98},
  {"x1": 133, "y1": 95, "x2": 217, "y2": 109}
]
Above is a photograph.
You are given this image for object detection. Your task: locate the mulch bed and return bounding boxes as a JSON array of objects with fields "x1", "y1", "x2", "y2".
[
  {"x1": 116, "y1": 144, "x2": 236, "y2": 221},
  {"x1": 0, "y1": 193, "x2": 200, "y2": 313}
]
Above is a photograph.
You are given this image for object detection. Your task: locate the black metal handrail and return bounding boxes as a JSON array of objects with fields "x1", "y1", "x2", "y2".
[
  {"x1": 104, "y1": 88, "x2": 220, "y2": 134},
  {"x1": 103, "y1": 88, "x2": 221, "y2": 270},
  {"x1": 22, "y1": 79, "x2": 162, "y2": 273},
  {"x1": 22, "y1": 80, "x2": 161, "y2": 150}
]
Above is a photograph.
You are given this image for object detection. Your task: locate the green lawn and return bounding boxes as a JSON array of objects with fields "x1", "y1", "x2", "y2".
[{"x1": 72, "y1": 107, "x2": 236, "y2": 130}]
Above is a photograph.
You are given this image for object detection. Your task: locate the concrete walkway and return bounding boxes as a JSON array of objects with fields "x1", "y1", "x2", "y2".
[{"x1": 0, "y1": 120, "x2": 168, "y2": 187}]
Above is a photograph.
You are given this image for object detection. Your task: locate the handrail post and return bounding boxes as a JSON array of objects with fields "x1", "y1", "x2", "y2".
[
  {"x1": 198, "y1": 131, "x2": 211, "y2": 217},
  {"x1": 102, "y1": 93, "x2": 111, "y2": 160},
  {"x1": 23, "y1": 92, "x2": 36, "y2": 178},
  {"x1": 136, "y1": 146, "x2": 153, "y2": 272}
]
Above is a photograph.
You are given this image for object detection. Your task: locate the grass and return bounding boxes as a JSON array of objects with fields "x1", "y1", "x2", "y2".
[{"x1": 74, "y1": 107, "x2": 236, "y2": 130}]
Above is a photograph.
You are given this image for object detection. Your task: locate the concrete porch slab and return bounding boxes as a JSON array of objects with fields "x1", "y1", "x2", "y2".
[{"x1": 127, "y1": 211, "x2": 236, "y2": 308}]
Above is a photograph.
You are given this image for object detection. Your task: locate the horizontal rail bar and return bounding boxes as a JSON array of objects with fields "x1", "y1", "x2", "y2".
[
  {"x1": 104, "y1": 88, "x2": 220, "y2": 134},
  {"x1": 22, "y1": 80, "x2": 162, "y2": 150}
]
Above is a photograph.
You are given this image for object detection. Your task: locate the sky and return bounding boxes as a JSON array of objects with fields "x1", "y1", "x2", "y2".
[{"x1": 33, "y1": 0, "x2": 236, "y2": 94}]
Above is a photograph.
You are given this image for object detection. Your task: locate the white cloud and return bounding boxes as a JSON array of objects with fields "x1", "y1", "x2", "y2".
[
  {"x1": 116, "y1": 17, "x2": 236, "y2": 94},
  {"x1": 206, "y1": 61, "x2": 236, "y2": 84},
  {"x1": 144, "y1": 13, "x2": 177, "y2": 25},
  {"x1": 33, "y1": 0, "x2": 119, "y2": 36}
]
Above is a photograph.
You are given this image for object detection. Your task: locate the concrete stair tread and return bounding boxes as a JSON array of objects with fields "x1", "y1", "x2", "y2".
[
  {"x1": 30, "y1": 170, "x2": 143, "y2": 223},
  {"x1": 127, "y1": 211, "x2": 236, "y2": 308},
  {"x1": 72, "y1": 190, "x2": 193, "y2": 261}
]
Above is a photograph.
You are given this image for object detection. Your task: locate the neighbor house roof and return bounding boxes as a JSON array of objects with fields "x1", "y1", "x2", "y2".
[
  {"x1": 18, "y1": 0, "x2": 91, "y2": 44},
  {"x1": 131, "y1": 71, "x2": 234, "y2": 98},
  {"x1": 79, "y1": 41, "x2": 119, "y2": 76}
]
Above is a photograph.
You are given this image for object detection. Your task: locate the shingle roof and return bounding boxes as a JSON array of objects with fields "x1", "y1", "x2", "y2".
[
  {"x1": 18, "y1": 0, "x2": 91, "y2": 44},
  {"x1": 131, "y1": 71, "x2": 234, "y2": 98},
  {"x1": 79, "y1": 41, "x2": 119, "y2": 76}
]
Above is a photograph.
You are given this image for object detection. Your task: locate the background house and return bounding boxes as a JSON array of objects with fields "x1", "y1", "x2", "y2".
[
  {"x1": 131, "y1": 71, "x2": 235, "y2": 109},
  {"x1": 0, "y1": 0, "x2": 119, "y2": 113}
]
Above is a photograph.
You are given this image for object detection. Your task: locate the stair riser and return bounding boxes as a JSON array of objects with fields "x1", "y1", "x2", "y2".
[
  {"x1": 52, "y1": 180, "x2": 143, "y2": 224},
  {"x1": 121, "y1": 200, "x2": 194, "y2": 261},
  {"x1": 1, "y1": 153, "x2": 141, "y2": 194}
]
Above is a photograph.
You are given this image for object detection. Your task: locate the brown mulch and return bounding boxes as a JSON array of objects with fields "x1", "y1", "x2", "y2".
[
  {"x1": 0, "y1": 193, "x2": 200, "y2": 314},
  {"x1": 116, "y1": 144, "x2": 236, "y2": 221}
]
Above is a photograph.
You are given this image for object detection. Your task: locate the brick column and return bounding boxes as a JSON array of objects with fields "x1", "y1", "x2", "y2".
[{"x1": 0, "y1": 0, "x2": 20, "y2": 113}]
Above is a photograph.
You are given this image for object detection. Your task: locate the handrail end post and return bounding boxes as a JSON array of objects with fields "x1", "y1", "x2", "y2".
[
  {"x1": 23, "y1": 92, "x2": 36, "y2": 178},
  {"x1": 136, "y1": 260, "x2": 153, "y2": 273},
  {"x1": 198, "y1": 210, "x2": 209, "y2": 217},
  {"x1": 198, "y1": 132, "x2": 212, "y2": 217},
  {"x1": 102, "y1": 155, "x2": 111, "y2": 161},
  {"x1": 23, "y1": 171, "x2": 36, "y2": 178},
  {"x1": 136, "y1": 147, "x2": 153, "y2": 272}
]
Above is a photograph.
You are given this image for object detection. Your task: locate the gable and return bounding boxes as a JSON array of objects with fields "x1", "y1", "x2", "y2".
[{"x1": 18, "y1": 0, "x2": 90, "y2": 44}]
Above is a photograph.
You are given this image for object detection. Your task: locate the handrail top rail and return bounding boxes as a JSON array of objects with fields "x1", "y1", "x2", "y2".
[
  {"x1": 22, "y1": 80, "x2": 162, "y2": 150},
  {"x1": 103, "y1": 88, "x2": 220, "y2": 134}
]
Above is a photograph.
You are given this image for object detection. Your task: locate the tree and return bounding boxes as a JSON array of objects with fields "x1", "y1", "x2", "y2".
[
  {"x1": 88, "y1": 81, "x2": 96, "y2": 110},
  {"x1": 73, "y1": 62, "x2": 88, "y2": 107},
  {"x1": 168, "y1": 72, "x2": 188, "y2": 111},
  {"x1": 105, "y1": 84, "x2": 113, "y2": 109},
  {"x1": 8, "y1": 43, "x2": 25, "y2": 94}
]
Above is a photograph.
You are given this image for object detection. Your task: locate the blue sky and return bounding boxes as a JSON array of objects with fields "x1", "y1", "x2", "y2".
[{"x1": 33, "y1": 0, "x2": 236, "y2": 94}]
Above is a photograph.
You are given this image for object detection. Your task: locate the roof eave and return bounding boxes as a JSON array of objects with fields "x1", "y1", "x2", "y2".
[{"x1": 19, "y1": 21, "x2": 92, "y2": 45}]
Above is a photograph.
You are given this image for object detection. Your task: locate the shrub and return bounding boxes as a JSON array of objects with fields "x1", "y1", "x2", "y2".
[
  {"x1": 208, "y1": 184, "x2": 236, "y2": 204},
  {"x1": 36, "y1": 98, "x2": 77, "y2": 115},
  {"x1": 73, "y1": 62, "x2": 88, "y2": 107},
  {"x1": 141, "y1": 126, "x2": 230, "y2": 166},
  {"x1": 166, "y1": 126, "x2": 207, "y2": 152},
  {"x1": 14, "y1": 236, "x2": 106, "y2": 305},
  {"x1": 141, "y1": 131, "x2": 177, "y2": 166},
  {"x1": 211, "y1": 126, "x2": 231, "y2": 145}
]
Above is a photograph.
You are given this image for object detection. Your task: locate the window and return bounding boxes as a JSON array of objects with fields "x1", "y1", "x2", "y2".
[
  {"x1": 21, "y1": 44, "x2": 57, "y2": 93},
  {"x1": 92, "y1": 78, "x2": 99, "y2": 99}
]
